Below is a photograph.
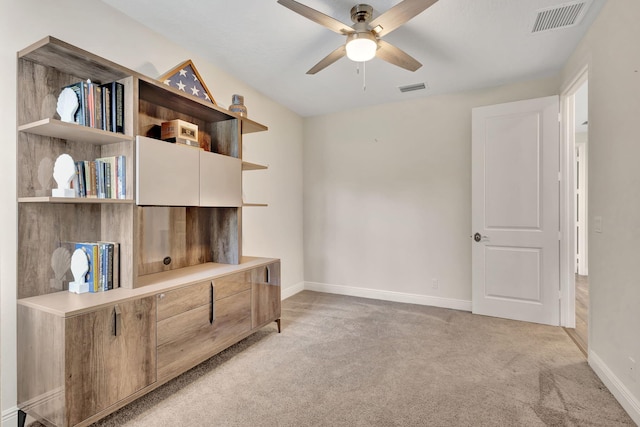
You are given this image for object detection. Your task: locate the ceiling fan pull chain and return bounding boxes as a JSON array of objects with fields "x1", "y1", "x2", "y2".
[{"x1": 363, "y1": 61, "x2": 367, "y2": 92}]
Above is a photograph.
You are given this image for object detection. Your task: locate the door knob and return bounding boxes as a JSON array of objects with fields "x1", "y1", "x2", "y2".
[{"x1": 473, "y1": 232, "x2": 488, "y2": 242}]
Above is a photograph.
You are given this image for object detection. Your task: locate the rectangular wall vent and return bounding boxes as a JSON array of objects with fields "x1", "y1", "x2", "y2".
[
  {"x1": 532, "y1": 1, "x2": 587, "y2": 33},
  {"x1": 399, "y1": 82, "x2": 426, "y2": 93}
]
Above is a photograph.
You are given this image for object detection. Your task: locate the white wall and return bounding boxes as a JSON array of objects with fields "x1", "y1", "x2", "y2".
[
  {"x1": 0, "y1": 0, "x2": 304, "y2": 423},
  {"x1": 562, "y1": 0, "x2": 640, "y2": 422},
  {"x1": 303, "y1": 76, "x2": 559, "y2": 307}
]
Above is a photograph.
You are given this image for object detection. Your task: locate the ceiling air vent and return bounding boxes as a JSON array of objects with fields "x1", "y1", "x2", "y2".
[
  {"x1": 532, "y1": 1, "x2": 588, "y2": 33},
  {"x1": 399, "y1": 82, "x2": 426, "y2": 93}
]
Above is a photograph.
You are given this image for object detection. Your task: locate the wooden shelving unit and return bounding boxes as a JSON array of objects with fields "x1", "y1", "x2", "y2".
[{"x1": 16, "y1": 36, "x2": 280, "y2": 427}]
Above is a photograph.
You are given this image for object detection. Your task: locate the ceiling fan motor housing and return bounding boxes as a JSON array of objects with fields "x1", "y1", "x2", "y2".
[{"x1": 351, "y1": 4, "x2": 374, "y2": 23}]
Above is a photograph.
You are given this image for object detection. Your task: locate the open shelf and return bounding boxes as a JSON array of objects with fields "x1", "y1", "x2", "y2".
[
  {"x1": 18, "y1": 196, "x2": 134, "y2": 204},
  {"x1": 242, "y1": 161, "x2": 268, "y2": 171},
  {"x1": 19, "y1": 119, "x2": 132, "y2": 145}
]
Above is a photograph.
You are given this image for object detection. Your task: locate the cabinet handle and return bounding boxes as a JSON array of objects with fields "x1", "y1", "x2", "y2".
[
  {"x1": 210, "y1": 283, "x2": 215, "y2": 324},
  {"x1": 114, "y1": 305, "x2": 122, "y2": 336},
  {"x1": 265, "y1": 266, "x2": 270, "y2": 283}
]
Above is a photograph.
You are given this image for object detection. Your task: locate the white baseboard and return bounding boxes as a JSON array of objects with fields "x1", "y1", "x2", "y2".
[
  {"x1": 304, "y1": 281, "x2": 472, "y2": 312},
  {"x1": 281, "y1": 281, "x2": 305, "y2": 300},
  {"x1": 2, "y1": 406, "x2": 18, "y2": 426},
  {"x1": 589, "y1": 350, "x2": 640, "y2": 425}
]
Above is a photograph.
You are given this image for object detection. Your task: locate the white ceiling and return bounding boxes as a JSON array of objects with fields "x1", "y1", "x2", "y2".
[{"x1": 101, "y1": 0, "x2": 605, "y2": 117}]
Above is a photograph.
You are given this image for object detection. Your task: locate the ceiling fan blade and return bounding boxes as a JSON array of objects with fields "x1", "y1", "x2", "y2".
[
  {"x1": 277, "y1": 0, "x2": 353, "y2": 35},
  {"x1": 307, "y1": 45, "x2": 347, "y2": 74},
  {"x1": 370, "y1": 0, "x2": 438, "y2": 37},
  {"x1": 376, "y1": 40, "x2": 422, "y2": 72}
]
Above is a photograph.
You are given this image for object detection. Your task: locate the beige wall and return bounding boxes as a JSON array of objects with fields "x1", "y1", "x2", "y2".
[
  {"x1": 303, "y1": 76, "x2": 559, "y2": 304},
  {"x1": 562, "y1": 0, "x2": 640, "y2": 422},
  {"x1": 0, "y1": 0, "x2": 304, "y2": 422}
]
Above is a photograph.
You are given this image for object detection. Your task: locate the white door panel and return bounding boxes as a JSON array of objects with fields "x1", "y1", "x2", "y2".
[{"x1": 472, "y1": 96, "x2": 560, "y2": 326}]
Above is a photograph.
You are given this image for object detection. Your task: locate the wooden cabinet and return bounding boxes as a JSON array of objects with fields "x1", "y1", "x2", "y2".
[
  {"x1": 136, "y1": 135, "x2": 242, "y2": 207},
  {"x1": 157, "y1": 276, "x2": 252, "y2": 380},
  {"x1": 16, "y1": 36, "x2": 277, "y2": 427},
  {"x1": 136, "y1": 135, "x2": 200, "y2": 206},
  {"x1": 252, "y1": 261, "x2": 282, "y2": 329},
  {"x1": 18, "y1": 297, "x2": 156, "y2": 427},
  {"x1": 199, "y1": 150, "x2": 242, "y2": 207}
]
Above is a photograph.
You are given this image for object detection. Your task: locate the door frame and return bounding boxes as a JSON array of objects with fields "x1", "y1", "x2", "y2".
[{"x1": 560, "y1": 65, "x2": 588, "y2": 328}]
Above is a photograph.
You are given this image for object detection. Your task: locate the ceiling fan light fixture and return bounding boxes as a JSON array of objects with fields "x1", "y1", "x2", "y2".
[{"x1": 345, "y1": 32, "x2": 377, "y2": 62}]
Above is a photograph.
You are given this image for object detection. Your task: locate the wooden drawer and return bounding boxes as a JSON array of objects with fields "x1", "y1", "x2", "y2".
[
  {"x1": 213, "y1": 270, "x2": 251, "y2": 300},
  {"x1": 157, "y1": 289, "x2": 251, "y2": 380},
  {"x1": 157, "y1": 280, "x2": 211, "y2": 322}
]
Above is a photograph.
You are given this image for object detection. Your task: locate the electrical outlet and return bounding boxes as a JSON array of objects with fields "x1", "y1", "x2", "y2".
[
  {"x1": 629, "y1": 357, "x2": 637, "y2": 382},
  {"x1": 432, "y1": 278, "x2": 439, "y2": 289}
]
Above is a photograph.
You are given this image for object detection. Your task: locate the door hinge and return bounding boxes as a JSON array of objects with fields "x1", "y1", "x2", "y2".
[
  {"x1": 559, "y1": 290, "x2": 562, "y2": 301},
  {"x1": 558, "y1": 112, "x2": 562, "y2": 122},
  {"x1": 558, "y1": 231, "x2": 562, "y2": 241},
  {"x1": 558, "y1": 171, "x2": 562, "y2": 182}
]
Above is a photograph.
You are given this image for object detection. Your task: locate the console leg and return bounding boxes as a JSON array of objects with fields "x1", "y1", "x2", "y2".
[
  {"x1": 18, "y1": 409, "x2": 27, "y2": 427},
  {"x1": 275, "y1": 318, "x2": 281, "y2": 333}
]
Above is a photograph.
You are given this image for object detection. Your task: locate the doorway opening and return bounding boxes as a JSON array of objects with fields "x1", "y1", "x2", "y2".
[{"x1": 562, "y1": 71, "x2": 588, "y2": 355}]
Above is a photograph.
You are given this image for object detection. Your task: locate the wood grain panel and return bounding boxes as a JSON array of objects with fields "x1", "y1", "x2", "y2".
[
  {"x1": 102, "y1": 204, "x2": 134, "y2": 289},
  {"x1": 65, "y1": 297, "x2": 156, "y2": 426},
  {"x1": 18, "y1": 203, "x2": 101, "y2": 298},
  {"x1": 252, "y1": 262, "x2": 281, "y2": 329},
  {"x1": 214, "y1": 270, "x2": 252, "y2": 300},
  {"x1": 212, "y1": 207, "x2": 240, "y2": 265},
  {"x1": 157, "y1": 290, "x2": 251, "y2": 380},
  {"x1": 17, "y1": 305, "x2": 65, "y2": 427},
  {"x1": 138, "y1": 99, "x2": 212, "y2": 152},
  {"x1": 18, "y1": 131, "x2": 101, "y2": 198},
  {"x1": 157, "y1": 280, "x2": 211, "y2": 322},
  {"x1": 19, "y1": 36, "x2": 132, "y2": 84},
  {"x1": 136, "y1": 207, "x2": 216, "y2": 276},
  {"x1": 210, "y1": 119, "x2": 240, "y2": 158},
  {"x1": 184, "y1": 207, "x2": 213, "y2": 266}
]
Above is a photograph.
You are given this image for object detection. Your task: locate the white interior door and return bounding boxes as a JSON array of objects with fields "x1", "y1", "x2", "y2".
[{"x1": 472, "y1": 96, "x2": 560, "y2": 326}]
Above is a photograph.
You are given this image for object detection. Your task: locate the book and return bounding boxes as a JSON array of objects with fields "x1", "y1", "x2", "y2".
[
  {"x1": 96, "y1": 157, "x2": 116, "y2": 199},
  {"x1": 63, "y1": 81, "x2": 86, "y2": 126},
  {"x1": 100, "y1": 81, "x2": 125, "y2": 133},
  {"x1": 98, "y1": 241, "x2": 119, "y2": 290},
  {"x1": 94, "y1": 84, "x2": 103, "y2": 130},
  {"x1": 74, "y1": 161, "x2": 85, "y2": 197},
  {"x1": 86, "y1": 80, "x2": 95, "y2": 128},
  {"x1": 87, "y1": 160, "x2": 97, "y2": 198},
  {"x1": 75, "y1": 242, "x2": 99, "y2": 292},
  {"x1": 116, "y1": 155, "x2": 126, "y2": 199},
  {"x1": 112, "y1": 81, "x2": 125, "y2": 134},
  {"x1": 101, "y1": 84, "x2": 112, "y2": 132}
]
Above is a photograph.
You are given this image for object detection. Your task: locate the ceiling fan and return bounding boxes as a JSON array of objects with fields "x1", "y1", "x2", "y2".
[{"x1": 277, "y1": 0, "x2": 439, "y2": 74}]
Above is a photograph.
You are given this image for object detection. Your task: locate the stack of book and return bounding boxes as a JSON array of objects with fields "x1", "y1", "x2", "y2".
[
  {"x1": 72, "y1": 155, "x2": 126, "y2": 199},
  {"x1": 73, "y1": 241, "x2": 120, "y2": 292},
  {"x1": 63, "y1": 80, "x2": 125, "y2": 133}
]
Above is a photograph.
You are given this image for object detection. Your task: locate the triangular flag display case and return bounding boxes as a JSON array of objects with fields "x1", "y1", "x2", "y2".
[
  {"x1": 159, "y1": 59, "x2": 217, "y2": 105},
  {"x1": 15, "y1": 36, "x2": 280, "y2": 427}
]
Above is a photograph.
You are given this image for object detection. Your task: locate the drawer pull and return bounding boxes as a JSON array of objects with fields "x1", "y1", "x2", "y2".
[
  {"x1": 210, "y1": 283, "x2": 216, "y2": 324},
  {"x1": 158, "y1": 293, "x2": 166, "y2": 300},
  {"x1": 113, "y1": 305, "x2": 122, "y2": 336},
  {"x1": 265, "y1": 266, "x2": 270, "y2": 283}
]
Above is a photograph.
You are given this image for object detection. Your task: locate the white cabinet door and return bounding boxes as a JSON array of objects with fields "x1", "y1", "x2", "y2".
[
  {"x1": 199, "y1": 151, "x2": 242, "y2": 207},
  {"x1": 136, "y1": 136, "x2": 199, "y2": 206}
]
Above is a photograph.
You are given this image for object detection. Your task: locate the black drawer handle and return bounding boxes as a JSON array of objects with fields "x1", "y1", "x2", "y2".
[{"x1": 210, "y1": 283, "x2": 216, "y2": 324}]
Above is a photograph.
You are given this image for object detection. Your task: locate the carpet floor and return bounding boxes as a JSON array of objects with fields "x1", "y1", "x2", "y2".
[{"x1": 30, "y1": 291, "x2": 635, "y2": 426}]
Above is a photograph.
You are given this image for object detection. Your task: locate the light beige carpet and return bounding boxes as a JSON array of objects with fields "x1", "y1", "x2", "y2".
[{"x1": 32, "y1": 291, "x2": 635, "y2": 426}]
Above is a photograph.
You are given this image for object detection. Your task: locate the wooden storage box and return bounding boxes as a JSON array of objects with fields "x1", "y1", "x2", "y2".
[{"x1": 161, "y1": 119, "x2": 199, "y2": 147}]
